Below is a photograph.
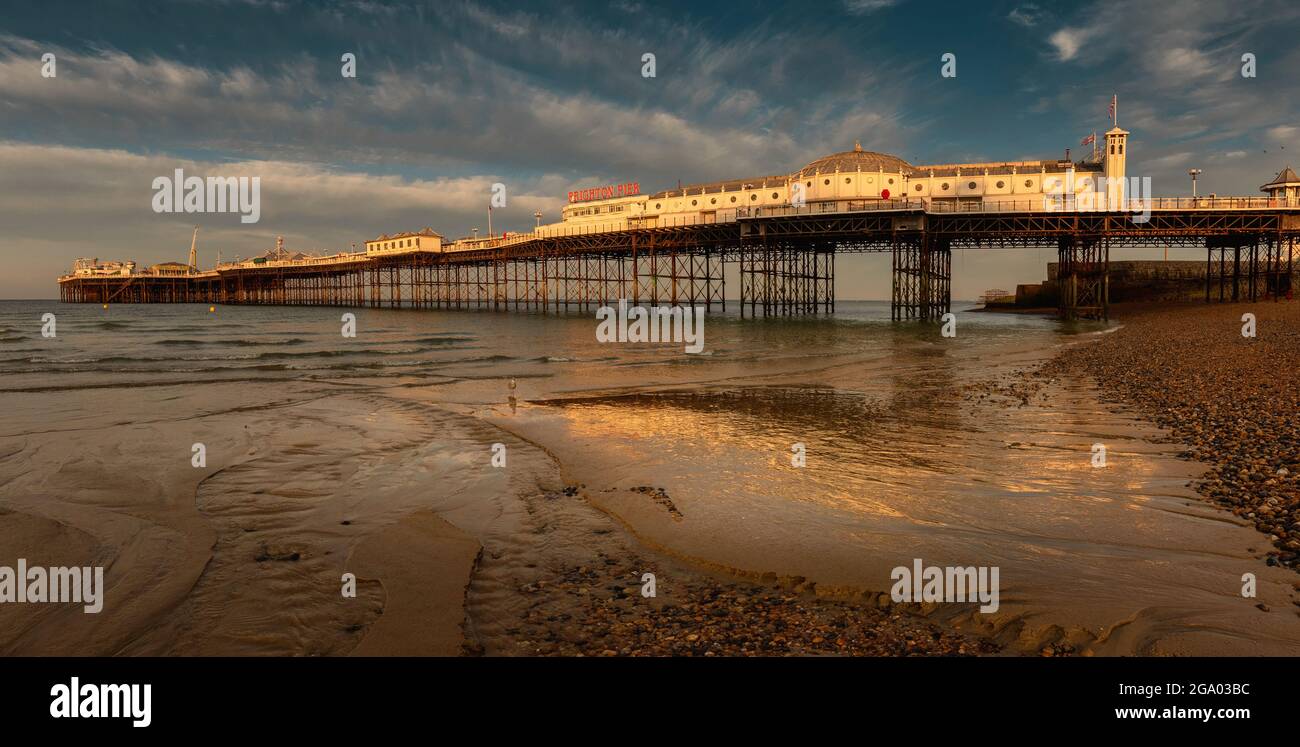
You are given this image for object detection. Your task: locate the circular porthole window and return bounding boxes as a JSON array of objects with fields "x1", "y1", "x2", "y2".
[
  {"x1": 771, "y1": 192, "x2": 779, "y2": 199},
  {"x1": 691, "y1": 199, "x2": 698, "y2": 206},
  {"x1": 750, "y1": 193, "x2": 758, "y2": 201},
  {"x1": 968, "y1": 181, "x2": 977, "y2": 189},
  {"x1": 996, "y1": 180, "x2": 1005, "y2": 189},
  {"x1": 941, "y1": 182, "x2": 950, "y2": 191},
  {"x1": 655, "y1": 203, "x2": 662, "y2": 209},
  {"x1": 823, "y1": 179, "x2": 831, "y2": 186},
  {"x1": 845, "y1": 177, "x2": 851, "y2": 184},
  {"x1": 1024, "y1": 179, "x2": 1033, "y2": 188},
  {"x1": 710, "y1": 197, "x2": 717, "y2": 205},
  {"x1": 888, "y1": 178, "x2": 895, "y2": 184},
  {"x1": 730, "y1": 196, "x2": 737, "y2": 203},
  {"x1": 914, "y1": 184, "x2": 923, "y2": 192}
]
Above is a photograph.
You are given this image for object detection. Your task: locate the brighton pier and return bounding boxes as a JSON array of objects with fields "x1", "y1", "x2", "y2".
[{"x1": 59, "y1": 136, "x2": 1300, "y2": 321}]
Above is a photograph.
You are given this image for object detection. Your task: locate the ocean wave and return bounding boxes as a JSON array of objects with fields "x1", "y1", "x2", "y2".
[
  {"x1": 412, "y1": 335, "x2": 477, "y2": 344},
  {"x1": 154, "y1": 337, "x2": 308, "y2": 346},
  {"x1": 531, "y1": 355, "x2": 620, "y2": 363}
]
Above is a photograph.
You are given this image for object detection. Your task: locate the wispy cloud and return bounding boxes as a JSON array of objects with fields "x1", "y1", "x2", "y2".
[
  {"x1": 843, "y1": 0, "x2": 901, "y2": 15},
  {"x1": 1007, "y1": 4, "x2": 1042, "y2": 27}
]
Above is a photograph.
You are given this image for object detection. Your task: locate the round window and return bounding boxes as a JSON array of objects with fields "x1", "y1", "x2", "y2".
[
  {"x1": 710, "y1": 197, "x2": 717, "y2": 205},
  {"x1": 655, "y1": 203, "x2": 662, "y2": 209},
  {"x1": 914, "y1": 184, "x2": 923, "y2": 192},
  {"x1": 968, "y1": 181, "x2": 977, "y2": 189},
  {"x1": 806, "y1": 180, "x2": 812, "y2": 187},
  {"x1": 996, "y1": 180, "x2": 1005, "y2": 189},
  {"x1": 941, "y1": 182, "x2": 950, "y2": 191},
  {"x1": 845, "y1": 177, "x2": 851, "y2": 184},
  {"x1": 750, "y1": 193, "x2": 758, "y2": 201},
  {"x1": 691, "y1": 199, "x2": 698, "y2": 206},
  {"x1": 1024, "y1": 179, "x2": 1033, "y2": 188},
  {"x1": 730, "y1": 196, "x2": 737, "y2": 203},
  {"x1": 771, "y1": 192, "x2": 779, "y2": 199},
  {"x1": 823, "y1": 179, "x2": 831, "y2": 185},
  {"x1": 888, "y1": 178, "x2": 895, "y2": 184}
]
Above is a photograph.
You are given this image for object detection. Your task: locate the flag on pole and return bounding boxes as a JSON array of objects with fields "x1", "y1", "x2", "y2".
[{"x1": 1081, "y1": 133, "x2": 1095, "y2": 146}]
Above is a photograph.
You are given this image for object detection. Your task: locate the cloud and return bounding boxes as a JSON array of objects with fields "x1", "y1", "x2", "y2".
[
  {"x1": 1266, "y1": 125, "x2": 1298, "y2": 142},
  {"x1": 1007, "y1": 4, "x2": 1042, "y2": 27},
  {"x1": 843, "y1": 0, "x2": 901, "y2": 14},
  {"x1": 0, "y1": 14, "x2": 912, "y2": 191},
  {"x1": 1048, "y1": 27, "x2": 1094, "y2": 61},
  {"x1": 0, "y1": 141, "x2": 566, "y2": 297}
]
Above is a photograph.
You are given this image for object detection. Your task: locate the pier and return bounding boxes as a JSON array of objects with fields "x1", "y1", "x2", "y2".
[{"x1": 59, "y1": 198, "x2": 1299, "y2": 321}]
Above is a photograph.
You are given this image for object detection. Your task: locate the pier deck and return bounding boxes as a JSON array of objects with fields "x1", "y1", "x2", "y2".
[{"x1": 59, "y1": 200, "x2": 1300, "y2": 320}]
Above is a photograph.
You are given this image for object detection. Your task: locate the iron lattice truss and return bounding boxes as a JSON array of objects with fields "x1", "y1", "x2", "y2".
[
  {"x1": 60, "y1": 208, "x2": 1300, "y2": 320},
  {"x1": 891, "y1": 234, "x2": 952, "y2": 320},
  {"x1": 738, "y1": 241, "x2": 835, "y2": 316}
]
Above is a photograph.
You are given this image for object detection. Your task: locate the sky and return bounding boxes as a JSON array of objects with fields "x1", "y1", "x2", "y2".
[{"x1": 2, "y1": 0, "x2": 1299, "y2": 298}]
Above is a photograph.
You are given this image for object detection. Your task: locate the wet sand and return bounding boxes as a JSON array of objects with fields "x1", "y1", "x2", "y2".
[
  {"x1": 2, "y1": 300, "x2": 1298, "y2": 656},
  {"x1": 1046, "y1": 301, "x2": 1300, "y2": 573}
]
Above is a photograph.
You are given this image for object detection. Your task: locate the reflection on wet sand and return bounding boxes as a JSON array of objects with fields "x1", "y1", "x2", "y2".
[{"x1": 495, "y1": 369, "x2": 1300, "y2": 655}]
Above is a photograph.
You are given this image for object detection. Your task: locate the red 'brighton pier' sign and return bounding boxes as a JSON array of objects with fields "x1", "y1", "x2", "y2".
[{"x1": 568, "y1": 182, "x2": 640, "y2": 203}]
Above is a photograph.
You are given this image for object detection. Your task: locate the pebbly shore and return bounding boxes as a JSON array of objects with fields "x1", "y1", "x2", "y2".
[{"x1": 484, "y1": 545, "x2": 1000, "y2": 657}]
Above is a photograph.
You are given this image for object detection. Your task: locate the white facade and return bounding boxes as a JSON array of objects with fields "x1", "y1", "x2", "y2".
[
  {"x1": 365, "y1": 228, "x2": 444, "y2": 255},
  {"x1": 537, "y1": 138, "x2": 1128, "y2": 235}
]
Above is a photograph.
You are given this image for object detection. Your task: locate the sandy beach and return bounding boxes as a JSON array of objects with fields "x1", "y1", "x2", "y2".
[{"x1": 1, "y1": 300, "x2": 1297, "y2": 657}]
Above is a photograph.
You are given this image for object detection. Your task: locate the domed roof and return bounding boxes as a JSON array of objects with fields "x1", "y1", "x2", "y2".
[{"x1": 797, "y1": 141, "x2": 912, "y2": 176}]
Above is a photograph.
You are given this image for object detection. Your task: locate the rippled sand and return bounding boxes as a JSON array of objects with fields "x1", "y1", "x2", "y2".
[{"x1": 1, "y1": 300, "x2": 1296, "y2": 656}]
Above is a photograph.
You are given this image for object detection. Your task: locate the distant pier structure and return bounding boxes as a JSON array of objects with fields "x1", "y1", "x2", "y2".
[{"x1": 59, "y1": 141, "x2": 1300, "y2": 320}]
